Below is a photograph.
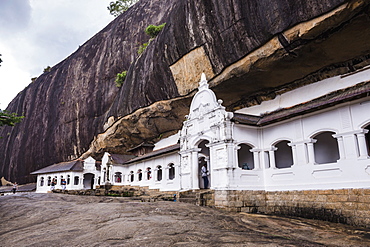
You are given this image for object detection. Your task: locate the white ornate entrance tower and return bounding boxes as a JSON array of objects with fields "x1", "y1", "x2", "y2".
[{"x1": 179, "y1": 73, "x2": 235, "y2": 190}]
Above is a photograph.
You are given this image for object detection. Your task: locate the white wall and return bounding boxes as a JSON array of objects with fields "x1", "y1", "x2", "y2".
[
  {"x1": 232, "y1": 97, "x2": 370, "y2": 191},
  {"x1": 35, "y1": 171, "x2": 84, "y2": 193},
  {"x1": 103, "y1": 152, "x2": 181, "y2": 191}
]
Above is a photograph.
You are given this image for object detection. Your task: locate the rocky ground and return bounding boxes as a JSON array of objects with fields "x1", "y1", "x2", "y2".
[{"x1": 0, "y1": 193, "x2": 370, "y2": 247}]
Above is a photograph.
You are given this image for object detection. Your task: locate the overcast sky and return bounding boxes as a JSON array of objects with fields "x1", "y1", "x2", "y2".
[{"x1": 0, "y1": 0, "x2": 115, "y2": 109}]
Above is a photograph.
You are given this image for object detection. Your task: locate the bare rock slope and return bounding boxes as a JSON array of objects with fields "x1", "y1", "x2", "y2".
[{"x1": 1, "y1": 193, "x2": 370, "y2": 246}]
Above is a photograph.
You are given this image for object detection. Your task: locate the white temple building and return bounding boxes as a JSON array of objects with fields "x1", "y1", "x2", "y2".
[
  {"x1": 100, "y1": 70, "x2": 370, "y2": 192},
  {"x1": 32, "y1": 69, "x2": 370, "y2": 193},
  {"x1": 31, "y1": 157, "x2": 101, "y2": 193}
]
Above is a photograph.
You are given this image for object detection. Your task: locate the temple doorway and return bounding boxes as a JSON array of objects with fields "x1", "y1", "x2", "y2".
[
  {"x1": 198, "y1": 140, "x2": 210, "y2": 189},
  {"x1": 83, "y1": 173, "x2": 95, "y2": 189}
]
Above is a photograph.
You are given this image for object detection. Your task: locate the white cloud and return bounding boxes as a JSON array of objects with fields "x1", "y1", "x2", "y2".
[{"x1": 0, "y1": 0, "x2": 114, "y2": 109}]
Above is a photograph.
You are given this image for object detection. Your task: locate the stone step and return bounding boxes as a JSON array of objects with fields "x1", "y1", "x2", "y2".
[
  {"x1": 178, "y1": 197, "x2": 198, "y2": 204},
  {"x1": 179, "y1": 193, "x2": 197, "y2": 198}
]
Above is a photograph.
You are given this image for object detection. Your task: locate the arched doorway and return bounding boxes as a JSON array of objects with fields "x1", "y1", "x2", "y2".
[
  {"x1": 83, "y1": 173, "x2": 95, "y2": 190},
  {"x1": 197, "y1": 140, "x2": 210, "y2": 189}
]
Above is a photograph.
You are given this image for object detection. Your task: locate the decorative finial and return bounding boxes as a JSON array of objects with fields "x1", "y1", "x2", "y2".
[
  {"x1": 199, "y1": 73, "x2": 209, "y2": 90},
  {"x1": 201, "y1": 73, "x2": 206, "y2": 81}
]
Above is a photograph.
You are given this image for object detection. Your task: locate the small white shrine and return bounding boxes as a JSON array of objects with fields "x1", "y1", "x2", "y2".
[{"x1": 31, "y1": 157, "x2": 101, "y2": 193}]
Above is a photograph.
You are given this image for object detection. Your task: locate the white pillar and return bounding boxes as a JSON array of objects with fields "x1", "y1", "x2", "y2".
[
  {"x1": 164, "y1": 166, "x2": 169, "y2": 181},
  {"x1": 306, "y1": 140, "x2": 316, "y2": 164},
  {"x1": 269, "y1": 147, "x2": 277, "y2": 169},
  {"x1": 357, "y1": 131, "x2": 369, "y2": 159},
  {"x1": 333, "y1": 135, "x2": 345, "y2": 160},
  {"x1": 191, "y1": 150, "x2": 200, "y2": 190},
  {"x1": 288, "y1": 143, "x2": 298, "y2": 166},
  {"x1": 250, "y1": 148, "x2": 261, "y2": 170}
]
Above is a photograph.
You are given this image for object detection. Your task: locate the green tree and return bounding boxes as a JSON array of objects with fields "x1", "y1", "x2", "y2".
[
  {"x1": 0, "y1": 110, "x2": 24, "y2": 127},
  {"x1": 108, "y1": 0, "x2": 138, "y2": 17}
]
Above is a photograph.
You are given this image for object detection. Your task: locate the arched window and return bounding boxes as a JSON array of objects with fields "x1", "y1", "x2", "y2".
[
  {"x1": 168, "y1": 164, "x2": 175, "y2": 180},
  {"x1": 47, "y1": 177, "x2": 51, "y2": 186},
  {"x1": 314, "y1": 131, "x2": 339, "y2": 164},
  {"x1": 146, "y1": 167, "x2": 152, "y2": 180},
  {"x1": 157, "y1": 166, "x2": 162, "y2": 181},
  {"x1": 40, "y1": 177, "x2": 44, "y2": 186},
  {"x1": 67, "y1": 175, "x2": 70, "y2": 185},
  {"x1": 238, "y1": 144, "x2": 254, "y2": 170},
  {"x1": 74, "y1": 176, "x2": 79, "y2": 185},
  {"x1": 138, "y1": 169, "x2": 143, "y2": 181},
  {"x1": 275, "y1": 140, "x2": 293, "y2": 169},
  {"x1": 129, "y1": 171, "x2": 134, "y2": 182},
  {"x1": 114, "y1": 172, "x2": 122, "y2": 183}
]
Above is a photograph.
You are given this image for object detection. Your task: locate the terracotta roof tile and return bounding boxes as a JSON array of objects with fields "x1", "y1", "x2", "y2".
[{"x1": 30, "y1": 159, "x2": 84, "y2": 175}]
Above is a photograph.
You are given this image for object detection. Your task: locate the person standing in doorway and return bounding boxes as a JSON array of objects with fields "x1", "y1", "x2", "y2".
[
  {"x1": 201, "y1": 164, "x2": 209, "y2": 189},
  {"x1": 12, "y1": 182, "x2": 18, "y2": 194},
  {"x1": 61, "y1": 179, "x2": 66, "y2": 191},
  {"x1": 50, "y1": 179, "x2": 56, "y2": 191}
]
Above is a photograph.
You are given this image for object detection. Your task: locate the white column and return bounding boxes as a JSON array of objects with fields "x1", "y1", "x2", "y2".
[
  {"x1": 250, "y1": 148, "x2": 261, "y2": 170},
  {"x1": 164, "y1": 166, "x2": 169, "y2": 181},
  {"x1": 191, "y1": 150, "x2": 200, "y2": 190},
  {"x1": 269, "y1": 147, "x2": 277, "y2": 169},
  {"x1": 357, "y1": 131, "x2": 369, "y2": 159},
  {"x1": 288, "y1": 143, "x2": 298, "y2": 166},
  {"x1": 333, "y1": 135, "x2": 345, "y2": 160},
  {"x1": 306, "y1": 139, "x2": 316, "y2": 164}
]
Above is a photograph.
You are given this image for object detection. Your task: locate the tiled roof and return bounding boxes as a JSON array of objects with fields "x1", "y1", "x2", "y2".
[
  {"x1": 233, "y1": 81, "x2": 370, "y2": 126},
  {"x1": 110, "y1": 154, "x2": 136, "y2": 164},
  {"x1": 30, "y1": 159, "x2": 84, "y2": 175},
  {"x1": 124, "y1": 144, "x2": 180, "y2": 165}
]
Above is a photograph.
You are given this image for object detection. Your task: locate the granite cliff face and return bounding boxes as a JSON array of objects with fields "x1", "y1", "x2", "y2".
[{"x1": 1, "y1": 0, "x2": 370, "y2": 184}]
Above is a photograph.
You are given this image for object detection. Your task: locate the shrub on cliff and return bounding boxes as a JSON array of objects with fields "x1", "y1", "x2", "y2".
[
  {"x1": 145, "y1": 23, "x2": 166, "y2": 39},
  {"x1": 115, "y1": 71, "x2": 127, "y2": 87},
  {"x1": 138, "y1": 23, "x2": 166, "y2": 55}
]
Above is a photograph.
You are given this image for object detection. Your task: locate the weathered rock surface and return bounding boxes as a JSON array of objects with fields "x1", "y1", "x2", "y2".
[
  {"x1": 1, "y1": 0, "x2": 370, "y2": 183},
  {"x1": 1, "y1": 193, "x2": 369, "y2": 246}
]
